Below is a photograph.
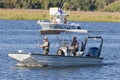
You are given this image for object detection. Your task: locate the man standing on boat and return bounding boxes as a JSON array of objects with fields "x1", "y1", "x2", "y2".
[
  {"x1": 69, "y1": 37, "x2": 79, "y2": 56},
  {"x1": 39, "y1": 37, "x2": 50, "y2": 55}
]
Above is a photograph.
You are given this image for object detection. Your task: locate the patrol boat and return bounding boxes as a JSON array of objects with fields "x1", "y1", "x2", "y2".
[
  {"x1": 37, "y1": 7, "x2": 81, "y2": 30},
  {"x1": 8, "y1": 29, "x2": 103, "y2": 67}
]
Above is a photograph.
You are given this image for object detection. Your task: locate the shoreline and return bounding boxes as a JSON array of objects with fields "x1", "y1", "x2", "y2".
[{"x1": 0, "y1": 9, "x2": 120, "y2": 22}]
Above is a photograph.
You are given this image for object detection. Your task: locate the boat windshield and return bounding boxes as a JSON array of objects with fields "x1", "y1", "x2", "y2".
[{"x1": 60, "y1": 40, "x2": 69, "y2": 47}]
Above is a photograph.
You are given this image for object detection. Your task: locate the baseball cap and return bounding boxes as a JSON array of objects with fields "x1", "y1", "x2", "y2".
[{"x1": 44, "y1": 36, "x2": 48, "y2": 40}]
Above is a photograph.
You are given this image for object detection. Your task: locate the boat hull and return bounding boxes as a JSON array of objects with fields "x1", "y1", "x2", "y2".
[
  {"x1": 8, "y1": 53, "x2": 103, "y2": 67},
  {"x1": 38, "y1": 21, "x2": 81, "y2": 30}
]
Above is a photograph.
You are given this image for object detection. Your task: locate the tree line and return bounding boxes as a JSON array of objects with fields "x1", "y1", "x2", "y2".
[{"x1": 0, "y1": 0, "x2": 116, "y2": 11}]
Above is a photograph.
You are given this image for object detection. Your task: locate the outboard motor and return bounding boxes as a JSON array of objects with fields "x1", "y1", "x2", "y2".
[
  {"x1": 75, "y1": 23, "x2": 81, "y2": 29},
  {"x1": 86, "y1": 47, "x2": 99, "y2": 57},
  {"x1": 71, "y1": 23, "x2": 81, "y2": 29}
]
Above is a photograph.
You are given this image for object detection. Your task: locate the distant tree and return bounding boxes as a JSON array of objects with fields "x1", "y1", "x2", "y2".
[
  {"x1": 44, "y1": 0, "x2": 49, "y2": 9},
  {"x1": 0, "y1": 2, "x2": 4, "y2": 8},
  {"x1": 63, "y1": 1, "x2": 71, "y2": 10},
  {"x1": 95, "y1": 0, "x2": 105, "y2": 10}
]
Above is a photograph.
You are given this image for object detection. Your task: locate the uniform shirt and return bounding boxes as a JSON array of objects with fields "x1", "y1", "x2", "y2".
[
  {"x1": 42, "y1": 41, "x2": 50, "y2": 50},
  {"x1": 71, "y1": 40, "x2": 79, "y2": 52}
]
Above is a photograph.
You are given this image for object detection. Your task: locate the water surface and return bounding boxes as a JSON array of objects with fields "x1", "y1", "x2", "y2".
[{"x1": 0, "y1": 20, "x2": 120, "y2": 80}]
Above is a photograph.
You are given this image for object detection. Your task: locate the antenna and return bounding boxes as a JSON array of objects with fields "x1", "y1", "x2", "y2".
[
  {"x1": 59, "y1": 0, "x2": 63, "y2": 8},
  {"x1": 60, "y1": 0, "x2": 66, "y2": 9}
]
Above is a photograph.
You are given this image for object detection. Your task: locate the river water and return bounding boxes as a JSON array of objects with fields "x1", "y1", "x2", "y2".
[{"x1": 0, "y1": 20, "x2": 120, "y2": 80}]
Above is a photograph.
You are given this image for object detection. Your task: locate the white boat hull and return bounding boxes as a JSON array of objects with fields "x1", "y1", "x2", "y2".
[
  {"x1": 38, "y1": 21, "x2": 81, "y2": 30},
  {"x1": 8, "y1": 53, "x2": 103, "y2": 67}
]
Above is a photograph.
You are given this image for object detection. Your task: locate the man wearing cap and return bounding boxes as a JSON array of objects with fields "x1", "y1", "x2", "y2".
[{"x1": 40, "y1": 37, "x2": 50, "y2": 55}]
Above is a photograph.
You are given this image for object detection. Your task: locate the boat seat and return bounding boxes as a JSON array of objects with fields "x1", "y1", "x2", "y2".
[
  {"x1": 56, "y1": 49, "x2": 65, "y2": 56},
  {"x1": 60, "y1": 47, "x2": 68, "y2": 56},
  {"x1": 86, "y1": 47, "x2": 99, "y2": 58}
]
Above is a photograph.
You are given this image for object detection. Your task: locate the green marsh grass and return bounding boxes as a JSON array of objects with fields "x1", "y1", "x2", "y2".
[{"x1": 0, "y1": 9, "x2": 120, "y2": 22}]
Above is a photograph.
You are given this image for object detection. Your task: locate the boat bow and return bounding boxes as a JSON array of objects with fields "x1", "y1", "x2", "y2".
[{"x1": 8, "y1": 53, "x2": 31, "y2": 62}]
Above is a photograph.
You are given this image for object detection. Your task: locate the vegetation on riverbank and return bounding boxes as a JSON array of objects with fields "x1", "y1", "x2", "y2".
[
  {"x1": 0, "y1": 9, "x2": 120, "y2": 22},
  {"x1": 0, "y1": 0, "x2": 116, "y2": 11},
  {"x1": 0, "y1": 0, "x2": 120, "y2": 22},
  {"x1": 102, "y1": 1, "x2": 120, "y2": 12}
]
